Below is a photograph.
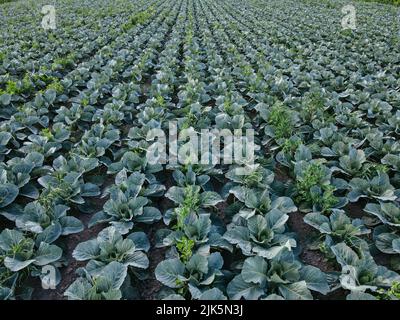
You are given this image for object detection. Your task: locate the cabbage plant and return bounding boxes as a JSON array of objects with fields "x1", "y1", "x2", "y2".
[
  {"x1": 9, "y1": 202, "x2": 83, "y2": 244},
  {"x1": 304, "y1": 210, "x2": 370, "y2": 247},
  {"x1": 73, "y1": 227, "x2": 149, "y2": 275}
]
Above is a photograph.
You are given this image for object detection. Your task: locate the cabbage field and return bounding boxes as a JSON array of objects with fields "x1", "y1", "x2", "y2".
[{"x1": 1, "y1": 0, "x2": 400, "y2": 301}]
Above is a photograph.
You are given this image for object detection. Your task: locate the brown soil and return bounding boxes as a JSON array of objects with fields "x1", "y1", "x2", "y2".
[{"x1": 137, "y1": 222, "x2": 167, "y2": 300}]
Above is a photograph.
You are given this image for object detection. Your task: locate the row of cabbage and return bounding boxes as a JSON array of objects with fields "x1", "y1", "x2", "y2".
[{"x1": 1, "y1": 0, "x2": 400, "y2": 300}]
